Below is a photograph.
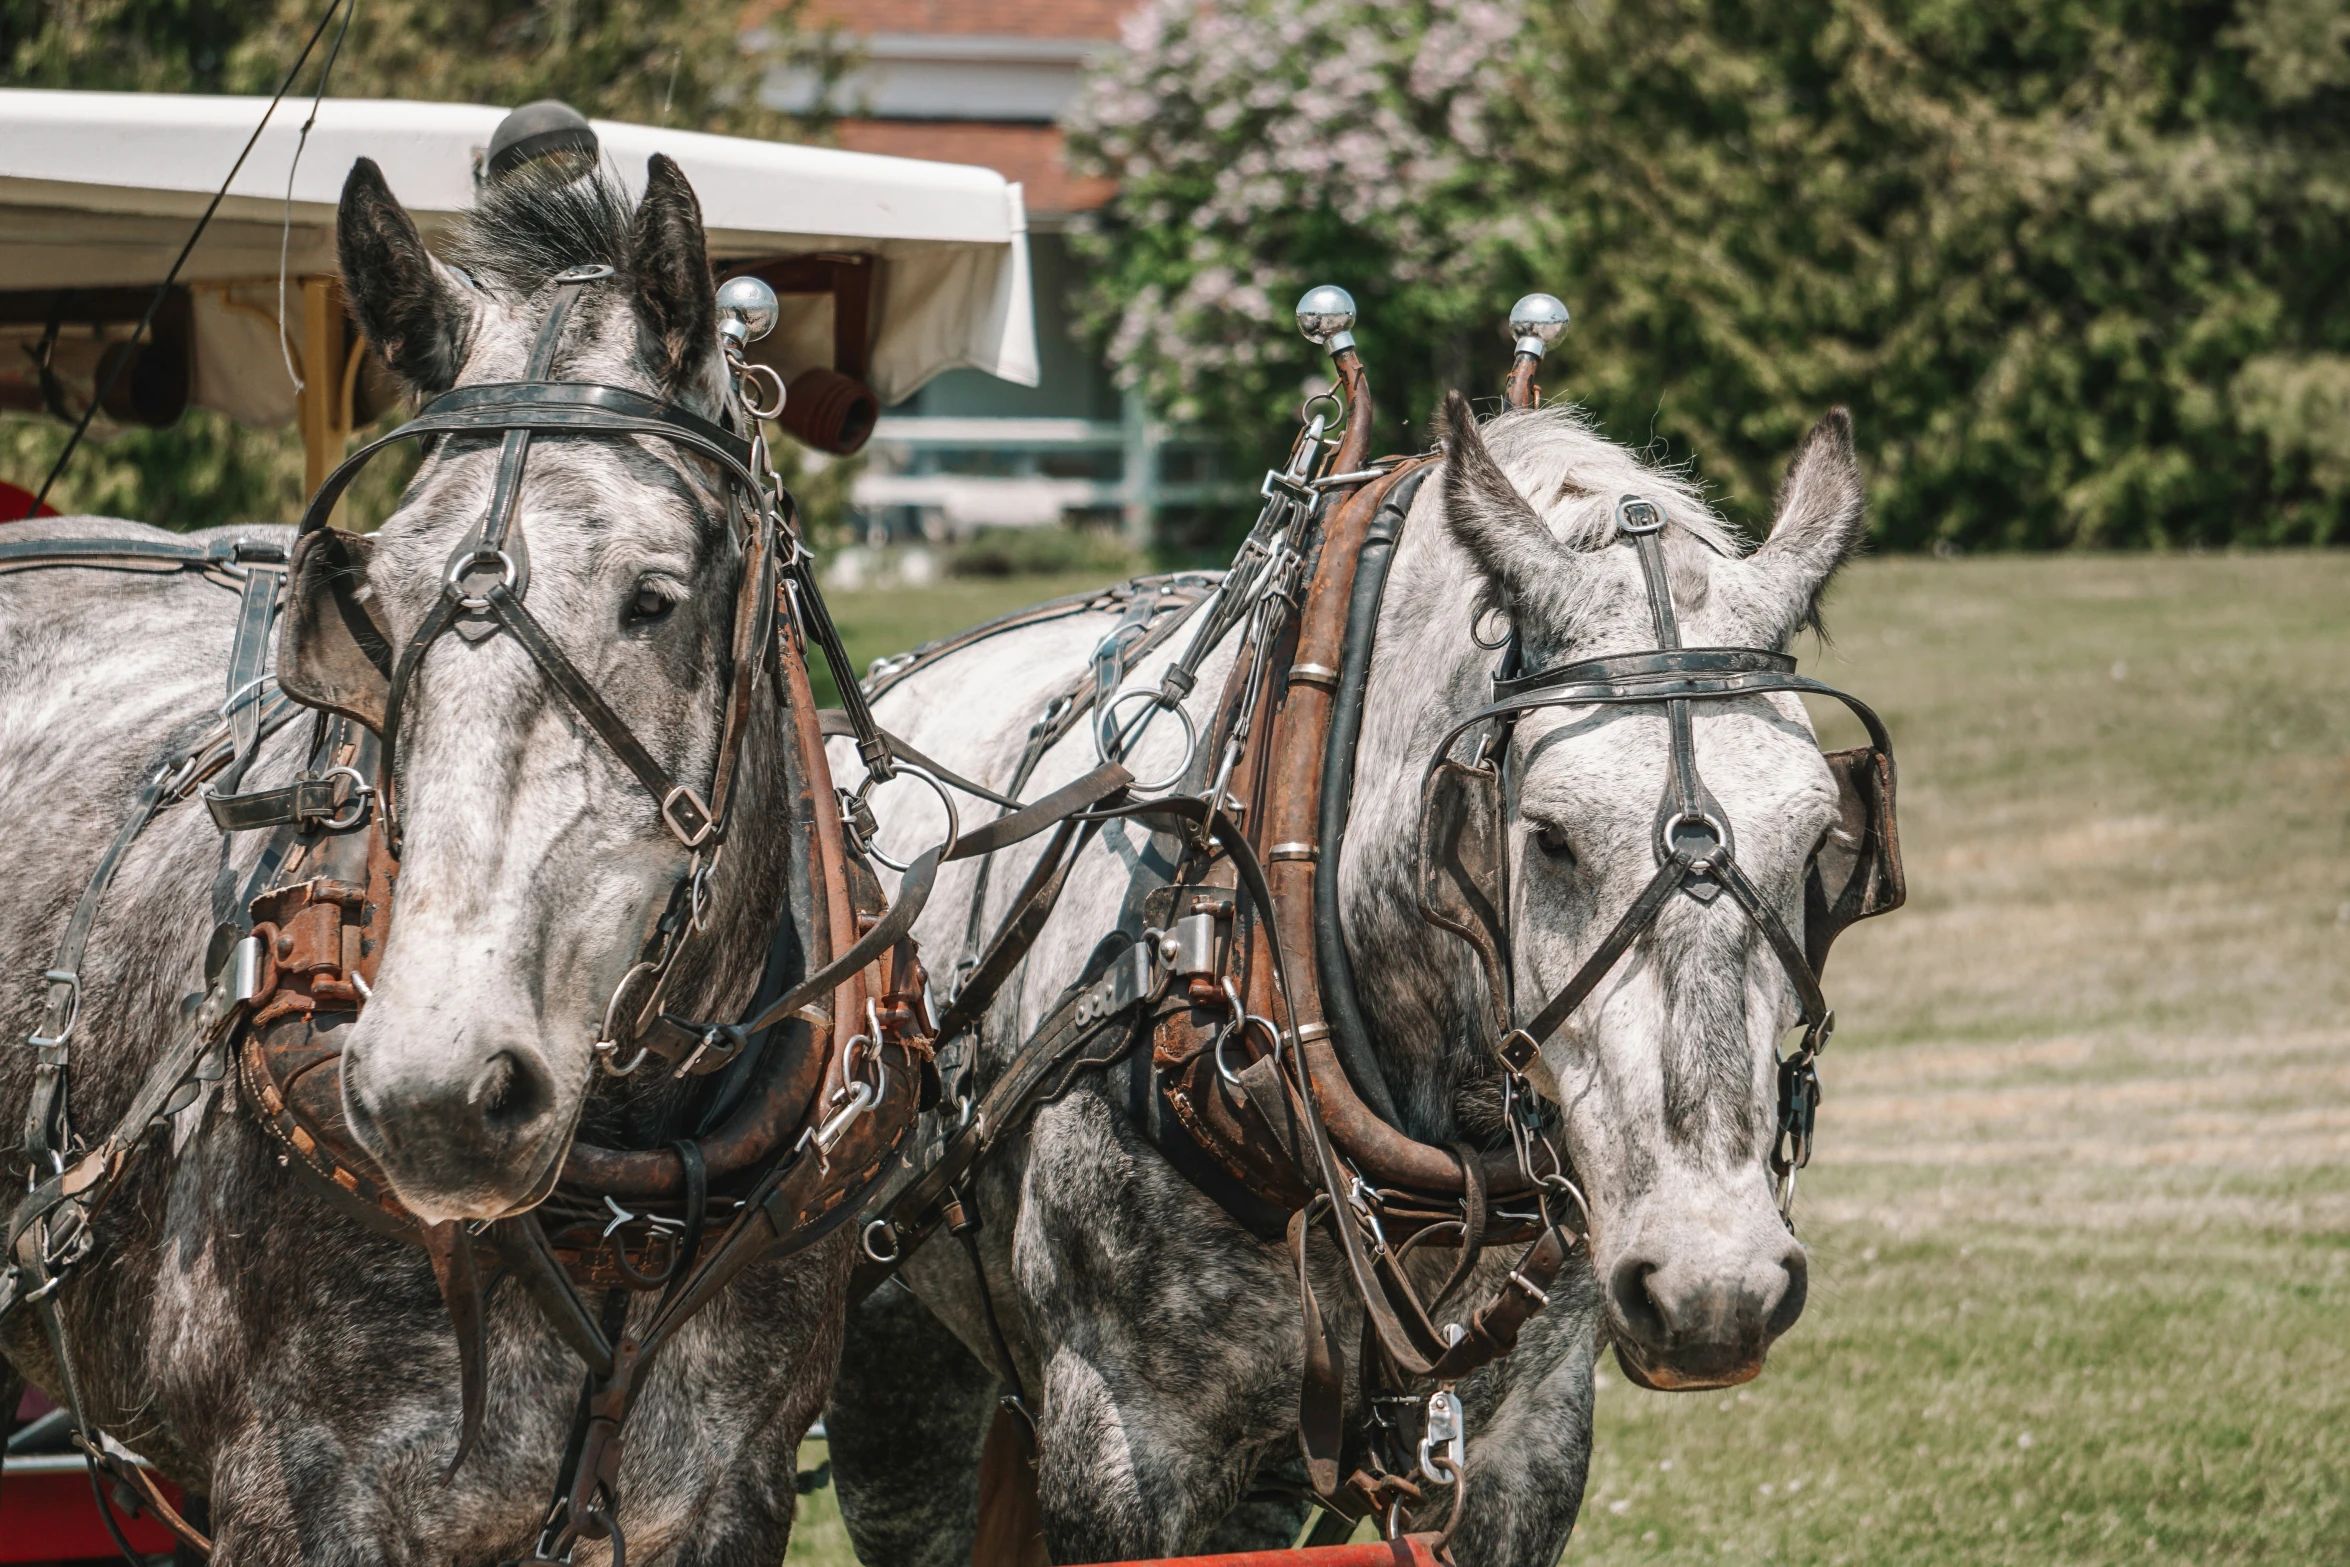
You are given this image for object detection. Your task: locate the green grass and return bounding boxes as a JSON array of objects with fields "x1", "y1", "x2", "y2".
[
  {"x1": 787, "y1": 554, "x2": 2350, "y2": 1565},
  {"x1": 804, "y1": 571, "x2": 1126, "y2": 709}
]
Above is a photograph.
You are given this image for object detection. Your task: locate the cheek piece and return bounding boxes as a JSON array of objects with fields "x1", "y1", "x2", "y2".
[{"x1": 1414, "y1": 494, "x2": 1905, "y2": 1217}]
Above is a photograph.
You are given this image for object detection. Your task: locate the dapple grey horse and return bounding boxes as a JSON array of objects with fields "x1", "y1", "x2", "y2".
[
  {"x1": 0, "y1": 160, "x2": 840, "y2": 1563},
  {"x1": 826, "y1": 392, "x2": 1870, "y2": 1566}
]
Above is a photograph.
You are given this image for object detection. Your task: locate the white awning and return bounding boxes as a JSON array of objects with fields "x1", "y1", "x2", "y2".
[{"x1": 0, "y1": 89, "x2": 1038, "y2": 418}]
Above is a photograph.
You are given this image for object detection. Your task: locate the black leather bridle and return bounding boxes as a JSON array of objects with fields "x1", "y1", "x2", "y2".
[
  {"x1": 1417, "y1": 494, "x2": 1903, "y2": 1212},
  {"x1": 283, "y1": 263, "x2": 892, "y2": 1073}
]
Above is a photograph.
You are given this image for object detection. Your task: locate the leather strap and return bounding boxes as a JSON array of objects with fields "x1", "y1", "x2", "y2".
[
  {"x1": 0, "y1": 533, "x2": 287, "y2": 577},
  {"x1": 224, "y1": 559, "x2": 285, "y2": 759}
]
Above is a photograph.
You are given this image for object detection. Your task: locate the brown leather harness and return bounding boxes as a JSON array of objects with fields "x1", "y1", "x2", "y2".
[{"x1": 852, "y1": 346, "x2": 1907, "y2": 1539}]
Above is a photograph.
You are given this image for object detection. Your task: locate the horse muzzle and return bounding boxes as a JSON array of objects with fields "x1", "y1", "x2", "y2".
[
  {"x1": 341, "y1": 1025, "x2": 575, "y2": 1221},
  {"x1": 1601, "y1": 1232, "x2": 1809, "y2": 1392}
]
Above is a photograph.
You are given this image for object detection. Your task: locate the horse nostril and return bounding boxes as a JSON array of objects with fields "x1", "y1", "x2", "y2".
[
  {"x1": 467, "y1": 1048, "x2": 551, "y2": 1131},
  {"x1": 1608, "y1": 1253, "x2": 1672, "y2": 1348},
  {"x1": 1765, "y1": 1243, "x2": 1809, "y2": 1341}
]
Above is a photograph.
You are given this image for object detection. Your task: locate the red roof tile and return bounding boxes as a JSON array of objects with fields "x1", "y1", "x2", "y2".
[
  {"x1": 800, "y1": 0, "x2": 1129, "y2": 38},
  {"x1": 833, "y1": 119, "x2": 1114, "y2": 213}
]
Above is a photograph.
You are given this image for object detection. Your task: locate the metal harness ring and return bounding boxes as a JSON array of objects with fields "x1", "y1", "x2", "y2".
[
  {"x1": 852, "y1": 763, "x2": 960, "y2": 873},
  {"x1": 316, "y1": 764, "x2": 375, "y2": 832},
  {"x1": 443, "y1": 546, "x2": 519, "y2": 612},
  {"x1": 1096, "y1": 687, "x2": 1197, "y2": 794}
]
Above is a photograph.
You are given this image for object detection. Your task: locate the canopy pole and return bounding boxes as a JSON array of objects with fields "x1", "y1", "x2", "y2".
[{"x1": 298, "y1": 276, "x2": 353, "y2": 524}]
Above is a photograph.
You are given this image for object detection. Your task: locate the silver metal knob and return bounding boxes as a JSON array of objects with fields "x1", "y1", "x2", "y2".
[
  {"x1": 1508, "y1": 293, "x2": 1570, "y2": 357},
  {"x1": 1295, "y1": 284, "x2": 1358, "y2": 354},
  {"x1": 716, "y1": 275, "x2": 780, "y2": 347}
]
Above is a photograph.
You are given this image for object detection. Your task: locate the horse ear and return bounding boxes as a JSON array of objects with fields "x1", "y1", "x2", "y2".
[
  {"x1": 339, "y1": 158, "x2": 473, "y2": 394},
  {"x1": 280, "y1": 527, "x2": 393, "y2": 731},
  {"x1": 630, "y1": 155, "x2": 715, "y2": 392},
  {"x1": 1736, "y1": 408, "x2": 1867, "y2": 646},
  {"x1": 1438, "y1": 389, "x2": 1569, "y2": 618}
]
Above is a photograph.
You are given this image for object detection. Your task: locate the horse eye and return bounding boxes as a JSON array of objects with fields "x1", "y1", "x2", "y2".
[
  {"x1": 625, "y1": 580, "x2": 676, "y2": 626},
  {"x1": 1534, "y1": 822, "x2": 1574, "y2": 862}
]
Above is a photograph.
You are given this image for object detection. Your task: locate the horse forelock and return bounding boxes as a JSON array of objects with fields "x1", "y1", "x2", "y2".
[
  {"x1": 444, "y1": 163, "x2": 634, "y2": 297},
  {"x1": 1475, "y1": 406, "x2": 1743, "y2": 559}
]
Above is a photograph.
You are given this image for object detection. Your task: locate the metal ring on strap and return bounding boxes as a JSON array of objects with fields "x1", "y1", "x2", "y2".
[
  {"x1": 1097, "y1": 688, "x2": 1197, "y2": 794},
  {"x1": 855, "y1": 764, "x2": 961, "y2": 874},
  {"x1": 316, "y1": 764, "x2": 374, "y2": 832},
  {"x1": 443, "y1": 546, "x2": 520, "y2": 612}
]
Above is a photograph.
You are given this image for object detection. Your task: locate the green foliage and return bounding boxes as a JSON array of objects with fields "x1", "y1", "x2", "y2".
[
  {"x1": 1071, "y1": 0, "x2": 2350, "y2": 549},
  {"x1": 0, "y1": 0, "x2": 251, "y2": 92},
  {"x1": 216, "y1": 0, "x2": 849, "y2": 139},
  {"x1": 3, "y1": 0, "x2": 850, "y2": 133},
  {"x1": 1, "y1": 407, "x2": 418, "y2": 528},
  {"x1": 947, "y1": 523, "x2": 1145, "y2": 578}
]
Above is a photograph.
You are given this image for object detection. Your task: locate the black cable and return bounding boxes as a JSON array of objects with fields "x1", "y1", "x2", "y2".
[{"x1": 28, "y1": 0, "x2": 351, "y2": 515}]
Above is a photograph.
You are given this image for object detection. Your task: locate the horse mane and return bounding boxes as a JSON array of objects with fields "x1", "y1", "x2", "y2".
[
  {"x1": 1477, "y1": 404, "x2": 1745, "y2": 558},
  {"x1": 442, "y1": 163, "x2": 636, "y2": 296}
]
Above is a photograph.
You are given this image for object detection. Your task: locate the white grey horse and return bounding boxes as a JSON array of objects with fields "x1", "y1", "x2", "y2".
[
  {"x1": 825, "y1": 392, "x2": 1869, "y2": 1565},
  {"x1": 0, "y1": 161, "x2": 840, "y2": 1562}
]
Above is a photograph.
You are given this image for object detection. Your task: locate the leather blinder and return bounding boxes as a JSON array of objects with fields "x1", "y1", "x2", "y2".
[
  {"x1": 280, "y1": 527, "x2": 394, "y2": 732},
  {"x1": 1803, "y1": 746, "x2": 1905, "y2": 973},
  {"x1": 1416, "y1": 757, "x2": 1512, "y2": 1024}
]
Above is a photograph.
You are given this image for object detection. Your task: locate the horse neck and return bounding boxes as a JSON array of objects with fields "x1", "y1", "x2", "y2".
[{"x1": 1335, "y1": 513, "x2": 1507, "y2": 1139}]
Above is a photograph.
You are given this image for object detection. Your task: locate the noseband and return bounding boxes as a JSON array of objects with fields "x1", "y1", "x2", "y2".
[{"x1": 1416, "y1": 494, "x2": 1904, "y2": 1210}]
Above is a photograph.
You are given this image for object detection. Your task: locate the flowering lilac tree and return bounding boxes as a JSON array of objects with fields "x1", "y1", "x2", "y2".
[
  {"x1": 1070, "y1": 0, "x2": 2350, "y2": 549},
  {"x1": 1064, "y1": 0, "x2": 1538, "y2": 464}
]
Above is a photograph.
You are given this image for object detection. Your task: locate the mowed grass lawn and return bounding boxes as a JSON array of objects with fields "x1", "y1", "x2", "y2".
[{"x1": 790, "y1": 554, "x2": 2350, "y2": 1566}]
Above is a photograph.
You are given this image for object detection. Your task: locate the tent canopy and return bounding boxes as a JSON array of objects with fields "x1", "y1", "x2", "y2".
[{"x1": 0, "y1": 89, "x2": 1038, "y2": 434}]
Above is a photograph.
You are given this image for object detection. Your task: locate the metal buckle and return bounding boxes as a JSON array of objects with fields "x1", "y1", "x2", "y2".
[
  {"x1": 661, "y1": 784, "x2": 716, "y2": 848},
  {"x1": 1496, "y1": 1027, "x2": 1540, "y2": 1077},
  {"x1": 1614, "y1": 494, "x2": 1666, "y2": 534},
  {"x1": 316, "y1": 764, "x2": 375, "y2": 831},
  {"x1": 27, "y1": 970, "x2": 80, "y2": 1050}
]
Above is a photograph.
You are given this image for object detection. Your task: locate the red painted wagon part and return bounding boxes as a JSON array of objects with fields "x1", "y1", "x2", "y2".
[
  {"x1": 3, "y1": 1457, "x2": 184, "y2": 1563},
  {"x1": 4, "y1": 1388, "x2": 185, "y2": 1564},
  {"x1": 1088, "y1": 1536, "x2": 1450, "y2": 1567}
]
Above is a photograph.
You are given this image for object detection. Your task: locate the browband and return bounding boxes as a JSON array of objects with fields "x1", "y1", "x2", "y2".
[
  {"x1": 1492, "y1": 645, "x2": 1794, "y2": 700},
  {"x1": 1433, "y1": 661, "x2": 1895, "y2": 778},
  {"x1": 294, "y1": 380, "x2": 762, "y2": 540}
]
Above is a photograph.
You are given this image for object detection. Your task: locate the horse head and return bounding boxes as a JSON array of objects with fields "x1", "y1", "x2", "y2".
[
  {"x1": 279, "y1": 156, "x2": 784, "y2": 1221},
  {"x1": 1367, "y1": 393, "x2": 1870, "y2": 1390}
]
